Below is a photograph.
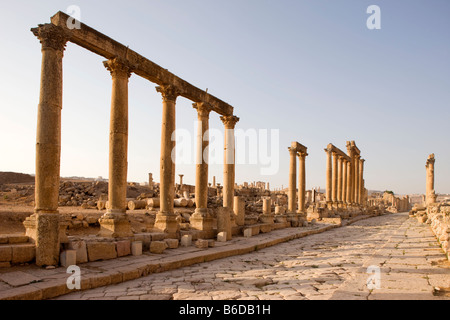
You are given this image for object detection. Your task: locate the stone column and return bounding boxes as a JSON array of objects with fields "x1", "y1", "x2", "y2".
[
  {"x1": 337, "y1": 156, "x2": 343, "y2": 204},
  {"x1": 325, "y1": 147, "x2": 332, "y2": 205},
  {"x1": 297, "y1": 151, "x2": 307, "y2": 213},
  {"x1": 426, "y1": 154, "x2": 436, "y2": 205},
  {"x1": 154, "y1": 85, "x2": 180, "y2": 237},
  {"x1": 190, "y1": 102, "x2": 213, "y2": 231},
  {"x1": 288, "y1": 147, "x2": 297, "y2": 213},
  {"x1": 29, "y1": 24, "x2": 69, "y2": 266},
  {"x1": 346, "y1": 160, "x2": 352, "y2": 204},
  {"x1": 354, "y1": 154, "x2": 360, "y2": 204},
  {"x1": 332, "y1": 152, "x2": 338, "y2": 204},
  {"x1": 213, "y1": 176, "x2": 216, "y2": 188},
  {"x1": 359, "y1": 159, "x2": 365, "y2": 206},
  {"x1": 221, "y1": 115, "x2": 240, "y2": 209},
  {"x1": 179, "y1": 174, "x2": 184, "y2": 189},
  {"x1": 99, "y1": 58, "x2": 133, "y2": 238},
  {"x1": 342, "y1": 159, "x2": 347, "y2": 205},
  {"x1": 148, "y1": 173, "x2": 153, "y2": 190}
]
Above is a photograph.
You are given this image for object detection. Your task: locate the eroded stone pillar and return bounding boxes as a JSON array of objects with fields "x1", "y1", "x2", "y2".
[
  {"x1": 288, "y1": 147, "x2": 297, "y2": 213},
  {"x1": 297, "y1": 151, "x2": 307, "y2": 213},
  {"x1": 29, "y1": 24, "x2": 69, "y2": 266},
  {"x1": 426, "y1": 154, "x2": 436, "y2": 205},
  {"x1": 342, "y1": 159, "x2": 347, "y2": 205},
  {"x1": 148, "y1": 173, "x2": 154, "y2": 190},
  {"x1": 359, "y1": 159, "x2": 365, "y2": 206},
  {"x1": 337, "y1": 156, "x2": 343, "y2": 204},
  {"x1": 99, "y1": 57, "x2": 133, "y2": 238},
  {"x1": 154, "y1": 85, "x2": 180, "y2": 237},
  {"x1": 325, "y1": 147, "x2": 332, "y2": 205},
  {"x1": 332, "y1": 152, "x2": 338, "y2": 204},
  {"x1": 190, "y1": 102, "x2": 213, "y2": 231},
  {"x1": 354, "y1": 154, "x2": 360, "y2": 204}
]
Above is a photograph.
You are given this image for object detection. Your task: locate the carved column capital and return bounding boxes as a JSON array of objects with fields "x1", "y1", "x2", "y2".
[
  {"x1": 193, "y1": 102, "x2": 213, "y2": 119},
  {"x1": 220, "y1": 115, "x2": 239, "y2": 129},
  {"x1": 103, "y1": 57, "x2": 133, "y2": 79},
  {"x1": 297, "y1": 151, "x2": 308, "y2": 159},
  {"x1": 31, "y1": 24, "x2": 69, "y2": 52},
  {"x1": 288, "y1": 147, "x2": 297, "y2": 156},
  {"x1": 156, "y1": 84, "x2": 180, "y2": 102}
]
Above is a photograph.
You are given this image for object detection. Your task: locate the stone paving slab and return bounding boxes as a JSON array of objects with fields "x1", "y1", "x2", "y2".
[
  {"x1": 0, "y1": 217, "x2": 355, "y2": 300},
  {"x1": 52, "y1": 212, "x2": 449, "y2": 301}
]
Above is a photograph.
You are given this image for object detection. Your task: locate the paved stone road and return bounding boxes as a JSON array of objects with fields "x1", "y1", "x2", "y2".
[{"x1": 55, "y1": 212, "x2": 449, "y2": 300}]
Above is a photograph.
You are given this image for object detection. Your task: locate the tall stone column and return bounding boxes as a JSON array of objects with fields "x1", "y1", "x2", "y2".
[
  {"x1": 354, "y1": 154, "x2": 360, "y2": 204},
  {"x1": 359, "y1": 159, "x2": 365, "y2": 206},
  {"x1": 221, "y1": 115, "x2": 239, "y2": 209},
  {"x1": 28, "y1": 24, "x2": 69, "y2": 266},
  {"x1": 347, "y1": 159, "x2": 352, "y2": 204},
  {"x1": 426, "y1": 154, "x2": 436, "y2": 205},
  {"x1": 342, "y1": 159, "x2": 348, "y2": 205},
  {"x1": 288, "y1": 147, "x2": 297, "y2": 213},
  {"x1": 297, "y1": 151, "x2": 307, "y2": 213},
  {"x1": 99, "y1": 58, "x2": 133, "y2": 238},
  {"x1": 325, "y1": 147, "x2": 332, "y2": 205},
  {"x1": 190, "y1": 102, "x2": 213, "y2": 231},
  {"x1": 154, "y1": 85, "x2": 180, "y2": 237},
  {"x1": 337, "y1": 156, "x2": 343, "y2": 204},
  {"x1": 332, "y1": 152, "x2": 338, "y2": 204}
]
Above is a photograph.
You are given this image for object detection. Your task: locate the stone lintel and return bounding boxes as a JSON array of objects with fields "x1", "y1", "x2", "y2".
[{"x1": 49, "y1": 11, "x2": 233, "y2": 116}]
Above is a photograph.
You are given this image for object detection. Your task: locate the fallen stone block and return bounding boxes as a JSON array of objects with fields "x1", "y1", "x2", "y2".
[
  {"x1": 243, "y1": 228, "x2": 253, "y2": 238},
  {"x1": 164, "y1": 239, "x2": 179, "y2": 249},
  {"x1": 60, "y1": 250, "x2": 76, "y2": 268},
  {"x1": 87, "y1": 242, "x2": 117, "y2": 262},
  {"x1": 115, "y1": 240, "x2": 131, "y2": 257},
  {"x1": 181, "y1": 235, "x2": 192, "y2": 247},
  {"x1": 208, "y1": 240, "x2": 215, "y2": 248},
  {"x1": 0, "y1": 246, "x2": 12, "y2": 262},
  {"x1": 67, "y1": 240, "x2": 88, "y2": 264},
  {"x1": 195, "y1": 239, "x2": 209, "y2": 249},
  {"x1": 131, "y1": 241, "x2": 142, "y2": 256},
  {"x1": 11, "y1": 244, "x2": 36, "y2": 264},
  {"x1": 150, "y1": 241, "x2": 168, "y2": 254},
  {"x1": 217, "y1": 232, "x2": 227, "y2": 242}
]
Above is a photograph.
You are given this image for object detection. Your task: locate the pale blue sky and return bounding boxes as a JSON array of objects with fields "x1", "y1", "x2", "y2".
[{"x1": 0, "y1": 0, "x2": 449, "y2": 194}]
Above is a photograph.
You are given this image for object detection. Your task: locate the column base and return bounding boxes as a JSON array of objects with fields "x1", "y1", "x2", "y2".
[
  {"x1": 259, "y1": 214, "x2": 274, "y2": 224},
  {"x1": 24, "y1": 212, "x2": 62, "y2": 267},
  {"x1": 286, "y1": 213, "x2": 299, "y2": 227},
  {"x1": 98, "y1": 211, "x2": 133, "y2": 238},
  {"x1": 153, "y1": 213, "x2": 180, "y2": 238},
  {"x1": 190, "y1": 209, "x2": 213, "y2": 232},
  {"x1": 217, "y1": 207, "x2": 232, "y2": 240}
]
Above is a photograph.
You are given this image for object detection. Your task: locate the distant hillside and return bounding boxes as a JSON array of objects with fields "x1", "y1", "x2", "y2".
[{"x1": 0, "y1": 172, "x2": 35, "y2": 185}]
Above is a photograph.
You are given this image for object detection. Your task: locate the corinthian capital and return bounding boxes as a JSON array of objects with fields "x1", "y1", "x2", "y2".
[
  {"x1": 156, "y1": 84, "x2": 180, "y2": 102},
  {"x1": 103, "y1": 57, "x2": 133, "y2": 78},
  {"x1": 31, "y1": 24, "x2": 69, "y2": 52},
  {"x1": 193, "y1": 102, "x2": 213, "y2": 119},
  {"x1": 220, "y1": 115, "x2": 239, "y2": 129}
]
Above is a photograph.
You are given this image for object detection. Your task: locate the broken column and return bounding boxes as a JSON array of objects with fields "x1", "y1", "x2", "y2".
[
  {"x1": 153, "y1": 85, "x2": 180, "y2": 237},
  {"x1": 148, "y1": 173, "x2": 154, "y2": 190},
  {"x1": 98, "y1": 57, "x2": 134, "y2": 238},
  {"x1": 426, "y1": 153, "x2": 436, "y2": 205}
]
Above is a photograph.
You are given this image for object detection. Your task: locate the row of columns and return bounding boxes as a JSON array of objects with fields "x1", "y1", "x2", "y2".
[
  {"x1": 325, "y1": 143, "x2": 365, "y2": 206},
  {"x1": 30, "y1": 24, "x2": 239, "y2": 265},
  {"x1": 288, "y1": 142, "x2": 308, "y2": 214}
]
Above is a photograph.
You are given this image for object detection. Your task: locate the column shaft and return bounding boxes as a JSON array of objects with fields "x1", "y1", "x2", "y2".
[
  {"x1": 359, "y1": 159, "x2": 365, "y2": 206},
  {"x1": 221, "y1": 115, "x2": 239, "y2": 209},
  {"x1": 332, "y1": 152, "x2": 338, "y2": 203},
  {"x1": 342, "y1": 159, "x2": 347, "y2": 204},
  {"x1": 288, "y1": 148, "x2": 297, "y2": 212},
  {"x1": 298, "y1": 153, "x2": 306, "y2": 213},
  {"x1": 325, "y1": 149, "x2": 332, "y2": 203},
  {"x1": 31, "y1": 24, "x2": 68, "y2": 266},
  {"x1": 337, "y1": 156, "x2": 343, "y2": 202}
]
